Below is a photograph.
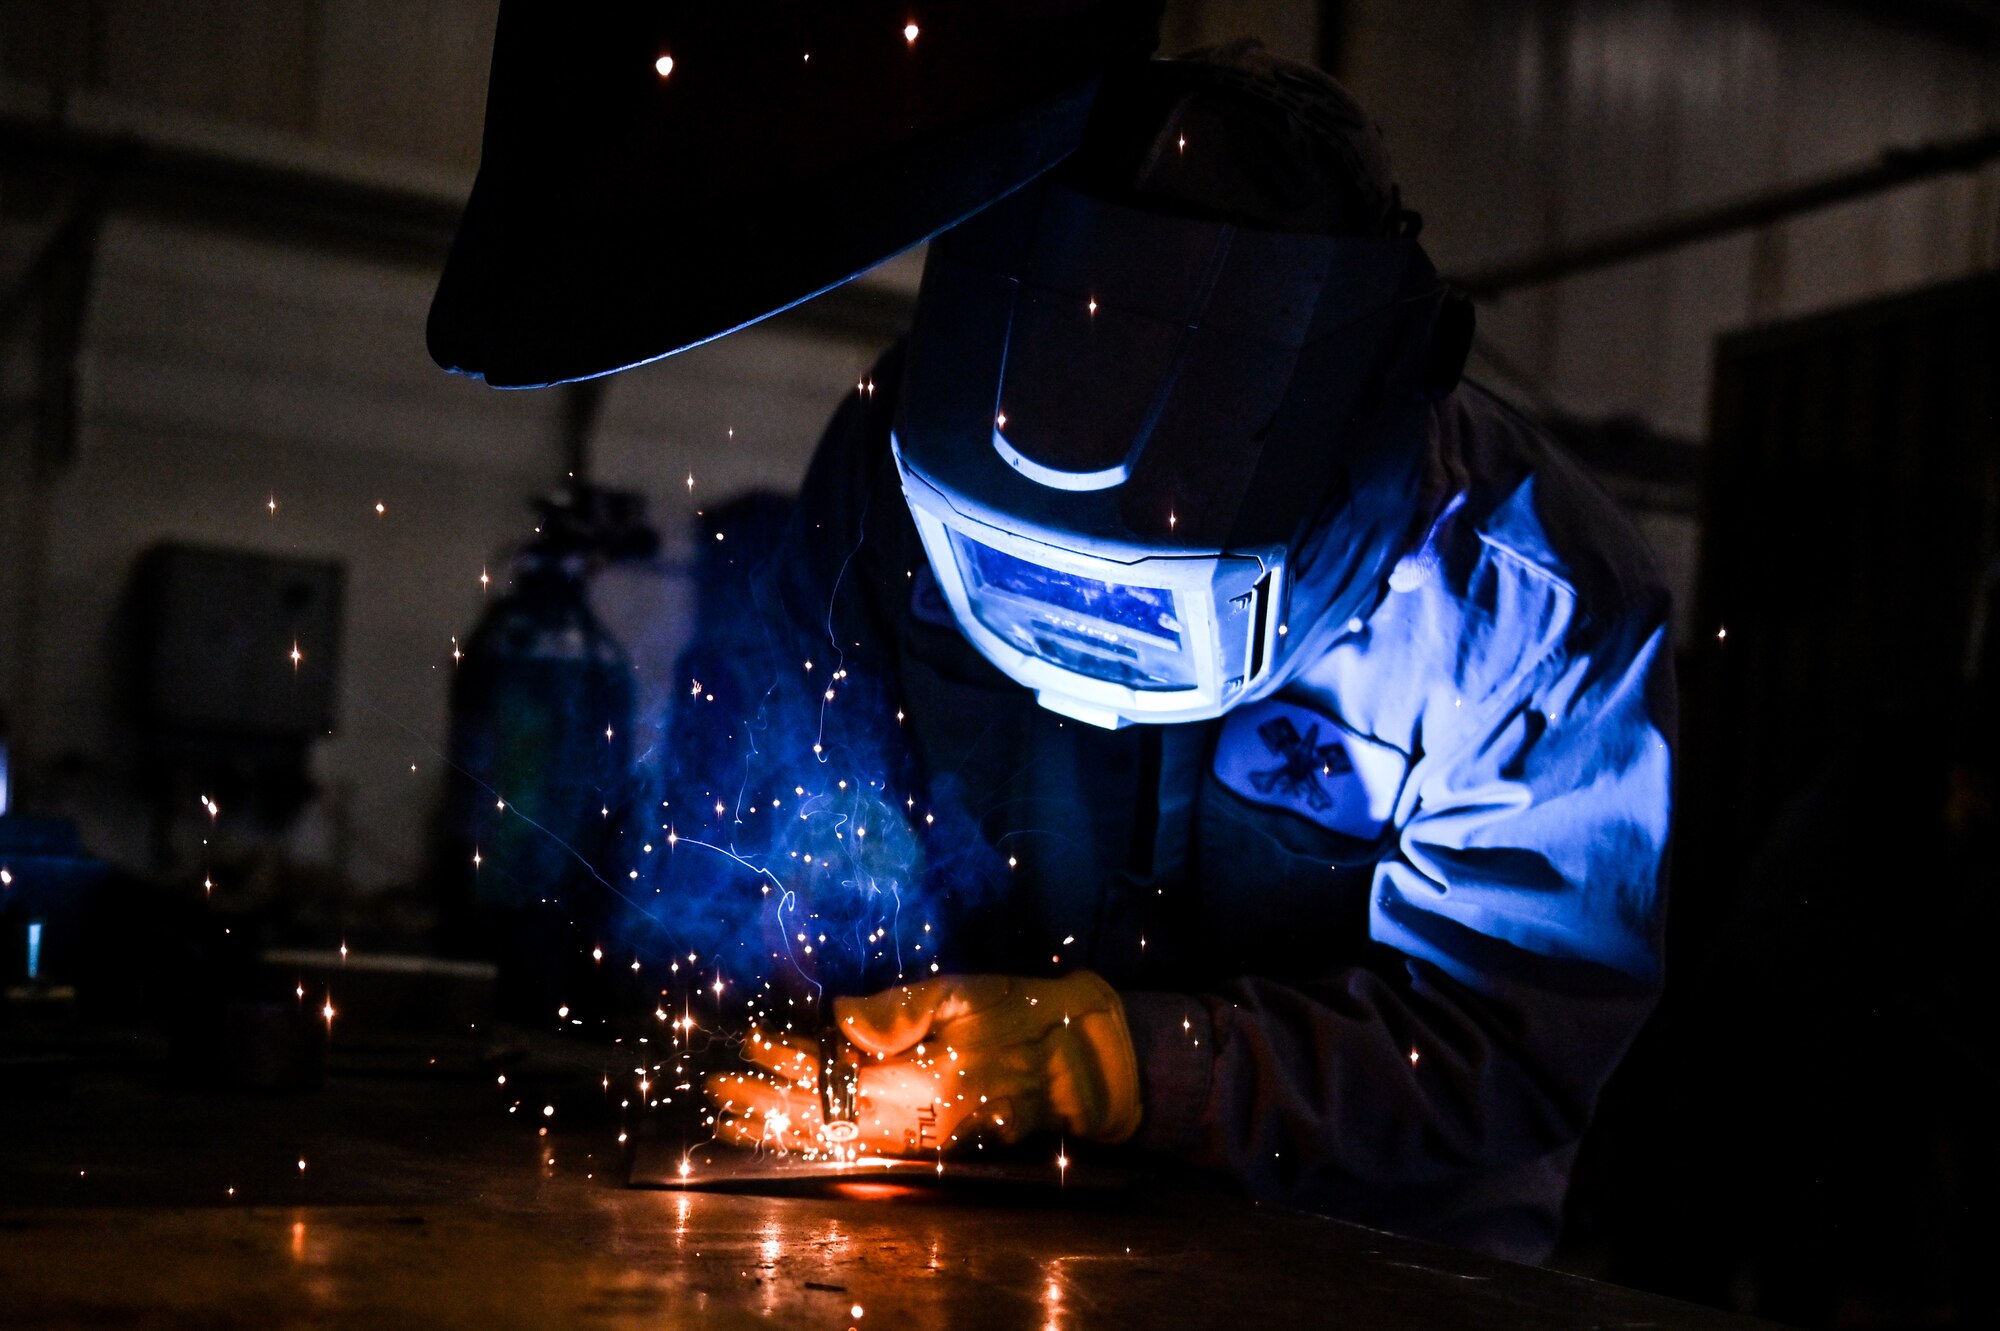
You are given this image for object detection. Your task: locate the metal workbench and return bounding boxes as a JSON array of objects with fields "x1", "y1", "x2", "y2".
[{"x1": 0, "y1": 1036, "x2": 1775, "y2": 1329}]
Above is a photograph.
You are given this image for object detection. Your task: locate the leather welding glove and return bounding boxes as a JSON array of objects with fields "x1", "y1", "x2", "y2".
[
  {"x1": 705, "y1": 1025, "x2": 991, "y2": 1156},
  {"x1": 704, "y1": 972, "x2": 1142, "y2": 1155},
  {"x1": 836, "y1": 971, "x2": 1142, "y2": 1145}
]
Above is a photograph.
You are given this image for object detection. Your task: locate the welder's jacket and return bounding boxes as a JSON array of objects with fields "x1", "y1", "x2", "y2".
[{"x1": 761, "y1": 351, "x2": 1674, "y2": 1263}]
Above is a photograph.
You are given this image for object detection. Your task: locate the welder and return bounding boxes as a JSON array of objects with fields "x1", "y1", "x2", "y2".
[{"x1": 431, "y1": 11, "x2": 1673, "y2": 1264}]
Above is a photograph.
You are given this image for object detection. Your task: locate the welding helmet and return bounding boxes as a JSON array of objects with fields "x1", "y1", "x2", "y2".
[
  {"x1": 893, "y1": 49, "x2": 1472, "y2": 728},
  {"x1": 429, "y1": 0, "x2": 1164, "y2": 387}
]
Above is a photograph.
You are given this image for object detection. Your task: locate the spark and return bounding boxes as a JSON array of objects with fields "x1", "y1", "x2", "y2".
[
  {"x1": 1409, "y1": 1046, "x2": 1421, "y2": 1066},
  {"x1": 297, "y1": 1158, "x2": 307, "y2": 1173},
  {"x1": 1716, "y1": 626, "x2": 1727, "y2": 642},
  {"x1": 374, "y1": 501, "x2": 386, "y2": 516},
  {"x1": 1177, "y1": 132, "x2": 1187, "y2": 152},
  {"x1": 996, "y1": 411, "x2": 1007, "y2": 429},
  {"x1": 1087, "y1": 296, "x2": 1097, "y2": 315},
  {"x1": 654, "y1": 54, "x2": 675, "y2": 78},
  {"x1": 592, "y1": 947, "x2": 603, "y2": 963},
  {"x1": 903, "y1": 21, "x2": 919, "y2": 42},
  {"x1": 472, "y1": 848, "x2": 482, "y2": 868},
  {"x1": 321, "y1": 1000, "x2": 336, "y2": 1023},
  {"x1": 289, "y1": 643, "x2": 303, "y2": 669},
  {"x1": 266, "y1": 495, "x2": 278, "y2": 515},
  {"x1": 480, "y1": 568, "x2": 491, "y2": 591}
]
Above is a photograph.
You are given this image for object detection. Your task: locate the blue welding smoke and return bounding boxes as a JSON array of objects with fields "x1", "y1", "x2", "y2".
[{"x1": 611, "y1": 493, "x2": 1005, "y2": 1005}]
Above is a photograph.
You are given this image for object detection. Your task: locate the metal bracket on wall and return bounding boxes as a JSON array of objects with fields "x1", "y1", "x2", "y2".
[{"x1": 8, "y1": 193, "x2": 107, "y2": 475}]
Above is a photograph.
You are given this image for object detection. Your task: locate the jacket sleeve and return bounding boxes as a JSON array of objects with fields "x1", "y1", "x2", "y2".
[{"x1": 1122, "y1": 597, "x2": 1675, "y2": 1200}]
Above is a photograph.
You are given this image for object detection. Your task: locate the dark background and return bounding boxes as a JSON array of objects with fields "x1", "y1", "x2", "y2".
[{"x1": 2, "y1": 3, "x2": 1997, "y2": 1325}]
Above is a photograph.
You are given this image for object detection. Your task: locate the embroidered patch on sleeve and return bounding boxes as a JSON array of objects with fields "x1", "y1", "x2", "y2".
[{"x1": 1214, "y1": 698, "x2": 1408, "y2": 839}]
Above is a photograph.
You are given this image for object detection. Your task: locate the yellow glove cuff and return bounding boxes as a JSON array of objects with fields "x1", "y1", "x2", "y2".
[{"x1": 1052, "y1": 970, "x2": 1144, "y2": 1144}]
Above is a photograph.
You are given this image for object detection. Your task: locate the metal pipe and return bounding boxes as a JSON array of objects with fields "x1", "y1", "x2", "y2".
[{"x1": 1451, "y1": 125, "x2": 2000, "y2": 298}]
